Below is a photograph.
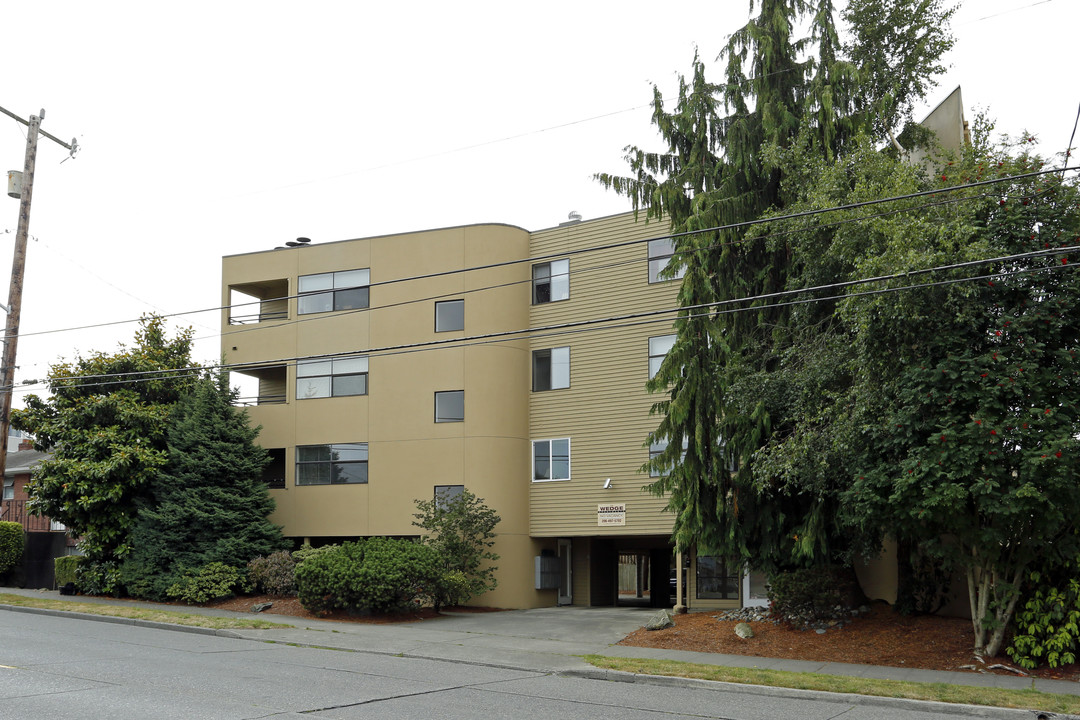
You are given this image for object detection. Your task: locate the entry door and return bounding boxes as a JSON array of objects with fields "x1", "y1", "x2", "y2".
[{"x1": 557, "y1": 539, "x2": 572, "y2": 606}]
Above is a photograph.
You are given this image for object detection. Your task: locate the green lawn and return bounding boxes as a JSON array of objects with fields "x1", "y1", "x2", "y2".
[
  {"x1": 584, "y1": 655, "x2": 1080, "y2": 714},
  {"x1": 0, "y1": 593, "x2": 289, "y2": 630}
]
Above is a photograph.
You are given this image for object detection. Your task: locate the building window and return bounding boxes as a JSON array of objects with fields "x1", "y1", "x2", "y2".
[
  {"x1": 296, "y1": 443, "x2": 368, "y2": 485},
  {"x1": 532, "y1": 438, "x2": 570, "y2": 482},
  {"x1": 649, "y1": 334, "x2": 676, "y2": 379},
  {"x1": 435, "y1": 299, "x2": 464, "y2": 332},
  {"x1": 648, "y1": 238, "x2": 686, "y2": 283},
  {"x1": 696, "y1": 555, "x2": 740, "y2": 600},
  {"x1": 532, "y1": 259, "x2": 569, "y2": 304},
  {"x1": 532, "y1": 347, "x2": 570, "y2": 391},
  {"x1": 298, "y1": 268, "x2": 370, "y2": 314},
  {"x1": 2, "y1": 478, "x2": 12, "y2": 501},
  {"x1": 435, "y1": 390, "x2": 465, "y2": 422},
  {"x1": 649, "y1": 436, "x2": 688, "y2": 477},
  {"x1": 297, "y1": 356, "x2": 368, "y2": 399},
  {"x1": 434, "y1": 484, "x2": 464, "y2": 509}
]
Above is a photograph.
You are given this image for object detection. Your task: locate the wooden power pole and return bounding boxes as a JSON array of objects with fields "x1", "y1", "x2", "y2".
[{"x1": 0, "y1": 107, "x2": 77, "y2": 483}]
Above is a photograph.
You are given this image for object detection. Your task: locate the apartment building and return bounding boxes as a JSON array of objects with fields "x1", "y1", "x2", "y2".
[{"x1": 222, "y1": 212, "x2": 760, "y2": 610}]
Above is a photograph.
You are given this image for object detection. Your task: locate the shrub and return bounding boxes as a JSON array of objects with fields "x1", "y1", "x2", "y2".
[
  {"x1": 247, "y1": 550, "x2": 297, "y2": 595},
  {"x1": 412, "y1": 489, "x2": 501, "y2": 609},
  {"x1": 0, "y1": 521, "x2": 23, "y2": 577},
  {"x1": 292, "y1": 543, "x2": 338, "y2": 566},
  {"x1": 166, "y1": 562, "x2": 247, "y2": 604},
  {"x1": 295, "y1": 538, "x2": 443, "y2": 615},
  {"x1": 1008, "y1": 572, "x2": 1080, "y2": 670},
  {"x1": 768, "y1": 565, "x2": 862, "y2": 627},
  {"x1": 54, "y1": 555, "x2": 83, "y2": 588}
]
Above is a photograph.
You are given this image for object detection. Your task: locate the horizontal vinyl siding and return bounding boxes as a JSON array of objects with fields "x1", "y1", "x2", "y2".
[{"x1": 529, "y1": 213, "x2": 679, "y2": 536}]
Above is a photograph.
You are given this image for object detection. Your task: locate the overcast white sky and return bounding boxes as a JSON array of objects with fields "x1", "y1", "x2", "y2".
[{"x1": 2, "y1": 0, "x2": 1076, "y2": 405}]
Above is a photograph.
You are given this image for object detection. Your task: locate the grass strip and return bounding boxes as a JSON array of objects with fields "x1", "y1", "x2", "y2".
[
  {"x1": 584, "y1": 655, "x2": 1080, "y2": 714},
  {"x1": 0, "y1": 593, "x2": 289, "y2": 630}
]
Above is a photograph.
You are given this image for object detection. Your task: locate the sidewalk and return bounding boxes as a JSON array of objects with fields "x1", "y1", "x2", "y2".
[{"x1": 3, "y1": 586, "x2": 1078, "y2": 699}]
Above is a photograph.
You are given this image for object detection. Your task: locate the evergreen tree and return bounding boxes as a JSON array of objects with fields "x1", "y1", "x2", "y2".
[
  {"x1": 121, "y1": 371, "x2": 286, "y2": 600},
  {"x1": 597, "y1": 0, "x2": 954, "y2": 570},
  {"x1": 12, "y1": 316, "x2": 196, "y2": 593}
]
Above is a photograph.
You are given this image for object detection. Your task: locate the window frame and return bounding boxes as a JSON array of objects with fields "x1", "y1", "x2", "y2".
[
  {"x1": 532, "y1": 346, "x2": 570, "y2": 391},
  {"x1": 297, "y1": 268, "x2": 370, "y2": 315},
  {"x1": 2, "y1": 478, "x2": 12, "y2": 501},
  {"x1": 434, "y1": 484, "x2": 464, "y2": 509},
  {"x1": 295, "y1": 442, "x2": 369, "y2": 486},
  {"x1": 648, "y1": 238, "x2": 686, "y2": 283},
  {"x1": 531, "y1": 437, "x2": 571, "y2": 482},
  {"x1": 648, "y1": 334, "x2": 676, "y2": 379},
  {"x1": 649, "y1": 435, "x2": 688, "y2": 477},
  {"x1": 434, "y1": 390, "x2": 465, "y2": 423},
  {"x1": 435, "y1": 299, "x2": 465, "y2": 332},
  {"x1": 296, "y1": 355, "x2": 368, "y2": 399},
  {"x1": 531, "y1": 259, "x2": 570, "y2": 304},
  {"x1": 695, "y1": 555, "x2": 740, "y2": 600}
]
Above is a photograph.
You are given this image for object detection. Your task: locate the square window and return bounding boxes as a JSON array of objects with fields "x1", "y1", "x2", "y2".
[
  {"x1": 532, "y1": 347, "x2": 570, "y2": 391},
  {"x1": 649, "y1": 334, "x2": 676, "y2": 379},
  {"x1": 295, "y1": 443, "x2": 368, "y2": 485},
  {"x1": 296, "y1": 356, "x2": 368, "y2": 399},
  {"x1": 435, "y1": 390, "x2": 465, "y2": 422},
  {"x1": 648, "y1": 238, "x2": 686, "y2": 283},
  {"x1": 532, "y1": 438, "x2": 570, "y2": 481},
  {"x1": 298, "y1": 269, "x2": 370, "y2": 315},
  {"x1": 696, "y1": 555, "x2": 740, "y2": 600},
  {"x1": 434, "y1": 484, "x2": 464, "y2": 509},
  {"x1": 532, "y1": 259, "x2": 569, "y2": 304},
  {"x1": 649, "y1": 436, "x2": 688, "y2": 477},
  {"x1": 435, "y1": 299, "x2": 465, "y2": 332}
]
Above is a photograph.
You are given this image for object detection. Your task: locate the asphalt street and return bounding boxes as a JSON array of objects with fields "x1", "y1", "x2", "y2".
[{"x1": 0, "y1": 609, "x2": 1053, "y2": 720}]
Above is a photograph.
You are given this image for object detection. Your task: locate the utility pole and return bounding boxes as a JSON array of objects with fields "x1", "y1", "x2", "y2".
[{"x1": 0, "y1": 106, "x2": 77, "y2": 483}]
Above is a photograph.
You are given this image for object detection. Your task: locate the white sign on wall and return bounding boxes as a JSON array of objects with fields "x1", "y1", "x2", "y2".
[{"x1": 597, "y1": 503, "x2": 626, "y2": 526}]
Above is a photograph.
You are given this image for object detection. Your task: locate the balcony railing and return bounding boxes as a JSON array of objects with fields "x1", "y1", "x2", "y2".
[
  {"x1": 228, "y1": 310, "x2": 289, "y2": 325},
  {"x1": 233, "y1": 394, "x2": 287, "y2": 407},
  {"x1": 0, "y1": 499, "x2": 64, "y2": 533}
]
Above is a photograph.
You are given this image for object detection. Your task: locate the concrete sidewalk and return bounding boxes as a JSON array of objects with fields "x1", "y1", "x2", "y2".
[{"x1": 3, "y1": 586, "x2": 1078, "y2": 699}]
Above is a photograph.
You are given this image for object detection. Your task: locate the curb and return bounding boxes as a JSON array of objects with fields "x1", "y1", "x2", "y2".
[
  {"x1": 0, "y1": 603, "x2": 243, "y2": 638},
  {"x1": 560, "y1": 668, "x2": 1070, "y2": 720}
]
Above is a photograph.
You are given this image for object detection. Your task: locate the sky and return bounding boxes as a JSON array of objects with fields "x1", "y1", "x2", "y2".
[{"x1": 1, "y1": 0, "x2": 1076, "y2": 407}]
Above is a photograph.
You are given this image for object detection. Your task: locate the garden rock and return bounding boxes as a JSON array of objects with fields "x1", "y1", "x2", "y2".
[
  {"x1": 734, "y1": 622, "x2": 754, "y2": 639},
  {"x1": 645, "y1": 610, "x2": 675, "y2": 631},
  {"x1": 250, "y1": 601, "x2": 273, "y2": 613}
]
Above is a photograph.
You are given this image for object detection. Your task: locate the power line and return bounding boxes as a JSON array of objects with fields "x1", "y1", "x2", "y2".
[
  {"x1": 15, "y1": 246, "x2": 1075, "y2": 394},
  {"x1": 7, "y1": 166, "x2": 1074, "y2": 345}
]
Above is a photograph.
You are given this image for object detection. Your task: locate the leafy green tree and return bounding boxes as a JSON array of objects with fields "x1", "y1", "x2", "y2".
[
  {"x1": 843, "y1": 142, "x2": 1080, "y2": 658},
  {"x1": 121, "y1": 371, "x2": 286, "y2": 600},
  {"x1": 12, "y1": 316, "x2": 196, "y2": 593},
  {"x1": 412, "y1": 489, "x2": 500, "y2": 609}
]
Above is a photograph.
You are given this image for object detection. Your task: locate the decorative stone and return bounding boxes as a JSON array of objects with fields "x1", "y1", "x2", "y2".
[
  {"x1": 644, "y1": 610, "x2": 675, "y2": 631},
  {"x1": 734, "y1": 622, "x2": 754, "y2": 639},
  {"x1": 815, "y1": 628, "x2": 827, "y2": 634},
  {"x1": 250, "y1": 602, "x2": 273, "y2": 613}
]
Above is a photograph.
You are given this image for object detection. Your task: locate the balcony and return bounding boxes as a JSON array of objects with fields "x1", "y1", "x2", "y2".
[
  {"x1": 229, "y1": 279, "x2": 289, "y2": 325},
  {"x1": 0, "y1": 499, "x2": 65, "y2": 533},
  {"x1": 231, "y1": 365, "x2": 288, "y2": 407}
]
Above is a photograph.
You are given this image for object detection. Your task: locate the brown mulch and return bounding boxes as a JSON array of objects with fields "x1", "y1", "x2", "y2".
[{"x1": 619, "y1": 602, "x2": 1080, "y2": 682}]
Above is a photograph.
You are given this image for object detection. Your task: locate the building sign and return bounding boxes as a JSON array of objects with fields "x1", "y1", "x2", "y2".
[{"x1": 597, "y1": 503, "x2": 626, "y2": 526}]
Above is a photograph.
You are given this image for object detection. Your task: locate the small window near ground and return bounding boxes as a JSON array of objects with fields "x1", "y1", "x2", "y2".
[
  {"x1": 435, "y1": 390, "x2": 465, "y2": 422},
  {"x1": 696, "y1": 555, "x2": 740, "y2": 600},
  {"x1": 434, "y1": 484, "x2": 464, "y2": 509},
  {"x1": 435, "y1": 299, "x2": 464, "y2": 332}
]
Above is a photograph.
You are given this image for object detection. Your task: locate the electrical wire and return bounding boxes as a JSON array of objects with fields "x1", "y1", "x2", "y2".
[
  {"x1": 13, "y1": 246, "x2": 1075, "y2": 394},
  {"x1": 6, "y1": 166, "x2": 1072, "y2": 345}
]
